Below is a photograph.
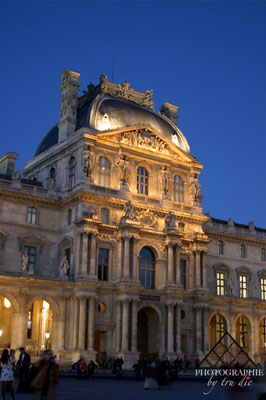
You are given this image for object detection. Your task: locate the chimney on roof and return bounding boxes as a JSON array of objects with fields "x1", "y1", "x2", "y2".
[
  {"x1": 58, "y1": 69, "x2": 80, "y2": 142},
  {"x1": 0, "y1": 152, "x2": 18, "y2": 176},
  {"x1": 160, "y1": 102, "x2": 178, "y2": 125}
]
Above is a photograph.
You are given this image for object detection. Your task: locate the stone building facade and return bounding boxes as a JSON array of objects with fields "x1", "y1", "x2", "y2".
[{"x1": 0, "y1": 70, "x2": 265, "y2": 367}]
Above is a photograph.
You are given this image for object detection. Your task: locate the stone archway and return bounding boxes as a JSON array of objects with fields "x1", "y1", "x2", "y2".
[
  {"x1": 0, "y1": 296, "x2": 13, "y2": 348},
  {"x1": 26, "y1": 299, "x2": 54, "y2": 354},
  {"x1": 137, "y1": 307, "x2": 160, "y2": 359}
]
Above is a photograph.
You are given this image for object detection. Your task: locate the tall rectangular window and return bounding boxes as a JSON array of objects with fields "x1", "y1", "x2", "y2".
[
  {"x1": 23, "y1": 246, "x2": 36, "y2": 274},
  {"x1": 98, "y1": 248, "x2": 109, "y2": 281},
  {"x1": 240, "y1": 275, "x2": 248, "y2": 298},
  {"x1": 261, "y1": 278, "x2": 266, "y2": 300},
  {"x1": 180, "y1": 259, "x2": 186, "y2": 289},
  {"x1": 27, "y1": 207, "x2": 37, "y2": 224},
  {"x1": 262, "y1": 248, "x2": 266, "y2": 262},
  {"x1": 101, "y1": 208, "x2": 110, "y2": 224},
  {"x1": 240, "y1": 244, "x2": 246, "y2": 258},
  {"x1": 216, "y1": 272, "x2": 225, "y2": 296},
  {"x1": 218, "y1": 241, "x2": 224, "y2": 255},
  {"x1": 67, "y1": 209, "x2": 72, "y2": 225}
]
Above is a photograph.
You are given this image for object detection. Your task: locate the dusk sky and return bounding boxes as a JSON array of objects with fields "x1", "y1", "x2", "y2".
[{"x1": 0, "y1": 1, "x2": 265, "y2": 227}]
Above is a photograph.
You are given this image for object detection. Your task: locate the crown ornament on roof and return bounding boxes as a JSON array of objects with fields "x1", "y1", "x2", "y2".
[{"x1": 82, "y1": 74, "x2": 154, "y2": 110}]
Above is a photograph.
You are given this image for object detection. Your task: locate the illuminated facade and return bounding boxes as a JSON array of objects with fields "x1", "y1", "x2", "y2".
[{"x1": 0, "y1": 70, "x2": 265, "y2": 367}]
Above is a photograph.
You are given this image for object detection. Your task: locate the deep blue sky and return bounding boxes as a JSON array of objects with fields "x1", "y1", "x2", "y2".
[{"x1": 0, "y1": 1, "x2": 265, "y2": 227}]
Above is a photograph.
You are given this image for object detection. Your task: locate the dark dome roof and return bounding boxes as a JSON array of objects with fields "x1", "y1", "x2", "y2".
[{"x1": 35, "y1": 94, "x2": 190, "y2": 156}]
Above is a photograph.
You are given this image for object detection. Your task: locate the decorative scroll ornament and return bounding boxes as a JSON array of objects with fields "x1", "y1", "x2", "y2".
[{"x1": 136, "y1": 208, "x2": 158, "y2": 229}]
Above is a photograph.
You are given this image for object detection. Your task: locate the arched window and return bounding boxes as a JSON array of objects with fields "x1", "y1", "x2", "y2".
[
  {"x1": 97, "y1": 157, "x2": 110, "y2": 187},
  {"x1": 49, "y1": 168, "x2": 56, "y2": 179},
  {"x1": 259, "y1": 318, "x2": 266, "y2": 350},
  {"x1": 68, "y1": 157, "x2": 76, "y2": 189},
  {"x1": 209, "y1": 314, "x2": 227, "y2": 348},
  {"x1": 137, "y1": 166, "x2": 148, "y2": 195},
  {"x1": 236, "y1": 316, "x2": 250, "y2": 350},
  {"x1": 139, "y1": 247, "x2": 155, "y2": 289},
  {"x1": 173, "y1": 176, "x2": 184, "y2": 202}
]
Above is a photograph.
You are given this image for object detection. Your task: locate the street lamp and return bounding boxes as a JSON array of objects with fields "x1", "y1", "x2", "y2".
[
  {"x1": 45, "y1": 332, "x2": 50, "y2": 350},
  {"x1": 0, "y1": 329, "x2": 2, "y2": 337}
]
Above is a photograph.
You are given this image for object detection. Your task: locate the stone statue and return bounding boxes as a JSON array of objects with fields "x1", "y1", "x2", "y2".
[
  {"x1": 47, "y1": 178, "x2": 56, "y2": 189},
  {"x1": 227, "y1": 278, "x2": 234, "y2": 295},
  {"x1": 12, "y1": 171, "x2": 21, "y2": 182},
  {"x1": 60, "y1": 256, "x2": 69, "y2": 277},
  {"x1": 115, "y1": 153, "x2": 131, "y2": 184},
  {"x1": 84, "y1": 146, "x2": 95, "y2": 177},
  {"x1": 190, "y1": 174, "x2": 201, "y2": 200},
  {"x1": 21, "y1": 251, "x2": 29, "y2": 271},
  {"x1": 124, "y1": 201, "x2": 136, "y2": 220},
  {"x1": 165, "y1": 211, "x2": 177, "y2": 230},
  {"x1": 159, "y1": 166, "x2": 171, "y2": 194}
]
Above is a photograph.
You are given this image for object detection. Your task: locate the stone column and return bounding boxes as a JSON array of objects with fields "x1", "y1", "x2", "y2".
[
  {"x1": 167, "y1": 304, "x2": 174, "y2": 354},
  {"x1": 175, "y1": 245, "x2": 181, "y2": 286},
  {"x1": 89, "y1": 233, "x2": 97, "y2": 278},
  {"x1": 115, "y1": 300, "x2": 121, "y2": 352},
  {"x1": 122, "y1": 299, "x2": 130, "y2": 352},
  {"x1": 167, "y1": 244, "x2": 174, "y2": 285},
  {"x1": 195, "y1": 306, "x2": 202, "y2": 354},
  {"x1": 78, "y1": 296, "x2": 87, "y2": 351},
  {"x1": 66, "y1": 296, "x2": 75, "y2": 350},
  {"x1": 131, "y1": 300, "x2": 138, "y2": 353},
  {"x1": 195, "y1": 251, "x2": 201, "y2": 288},
  {"x1": 10, "y1": 311, "x2": 19, "y2": 349},
  {"x1": 57, "y1": 296, "x2": 66, "y2": 351},
  {"x1": 176, "y1": 303, "x2": 181, "y2": 354},
  {"x1": 87, "y1": 296, "x2": 95, "y2": 351},
  {"x1": 201, "y1": 252, "x2": 207, "y2": 289},
  {"x1": 188, "y1": 254, "x2": 193, "y2": 289},
  {"x1": 17, "y1": 294, "x2": 27, "y2": 348},
  {"x1": 116, "y1": 238, "x2": 122, "y2": 281},
  {"x1": 80, "y1": 232, "x2": 89, "y2": 276},
  {"x1": 72, "y1": 297, "x2": 79, "y2": 350},
  {"x1": 123, "y1": 237, "x2": 130, "y2": 279},
  {"x1": 203, "y1": 307, "x2": 208, "y2": 353},
  {"x1": 132, "y1": 238, "x2": 138, "y2": 281}
]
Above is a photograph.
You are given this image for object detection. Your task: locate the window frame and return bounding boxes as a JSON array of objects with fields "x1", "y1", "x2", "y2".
[
  {"x1": 137, "y1": 166, "x2": 149, "y2": 195},
  {"x1": 239, "y1": 274, "x2": 248, "y2": 298},
  {"x1": 101, "y1": 208, "x2": 110, "y2": 224},
  {"x1": 216, "y1": 272, "x2": 225, "y2": 296},
  {"x1": 97, "y1": 156, "x2": 111, "y2": 187},
  {"x1": 260, "y1": 318, "x2": 266, "y2": 350},
  {"x1": 23, "y1": 245, "x2": 37, "y2": 275},
  {"x1": 68, "y1": 157, "x2": 76, "y2": 189},
  {"x1": 215, "y1": 314, "x2": 226, "y2": 342},
  {"x1": 261, "y1": 277, "x2": 266, "y2": 300},
  {"x1": 240, "y1": 244, "x2": 246, "y2": 259},
  {"x1": 97, "y1": 247, "x2": 109, "y2": 281},
  {"x1": 262, "y1": 248, "x2": 266, "y2": 262},
  {"x1": 218, "y1": 240, "x2": 224, "y2": 255},
  {"x1": 138, "y1": 247, "x2": 155, "y2": 289},
  {"x1": 27, "y1": 207, "x2": 37, "y2": 225},
  {"x1": 173, "y1": 175, "x2": 184, "y2": 203},
  {"x1": 180, "y1": 258, "x2": 187, "y2": 289}
]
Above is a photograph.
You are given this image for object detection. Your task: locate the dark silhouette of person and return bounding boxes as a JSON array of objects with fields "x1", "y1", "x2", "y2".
[{"x1": 17, "y1": 347, "x2": 31, "y2": 392}]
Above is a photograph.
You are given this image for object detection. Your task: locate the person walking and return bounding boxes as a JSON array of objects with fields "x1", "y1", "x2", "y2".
[
  {"x1": 17, "y1": 347, "x2": 31, "y2": 393},
  {"x1": 0, "y1": 349, "x2": 15, "y2": 400},
  {"x1": 30, "y1": 350, "x2": 58, "y2": 400}
]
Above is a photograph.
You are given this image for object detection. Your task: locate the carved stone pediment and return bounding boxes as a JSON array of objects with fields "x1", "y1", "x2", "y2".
[
  {"x1": 136, "y1": 208, "x2": 158, "y2": 229},
  {"x1": 59, "y1": 236, "x2": 73, "y2": 249},
  {"x1": 18, "y1": 234, "x2": 45, "y2": 253},
  {"x1": 97, "y1": 126, "x2": 193, "y2": 162}
]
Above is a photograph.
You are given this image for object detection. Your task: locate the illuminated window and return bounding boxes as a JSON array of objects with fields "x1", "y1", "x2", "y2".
[
  {"x1": 240, "y1": 244, "x2": 246, "y2": 258},
  {"x1": 27, "y1": 207, "x2": 37, "y2": 224},
  {"x1": 139, "y1": 247, "x2": 155, "y2": 289},
  {"x1": 259, "y1": 318, "x2": 266, "y2": 350},
  {"x1": 137, "y1": 167, "x2": 148, "y2": 195},
  {"x1": 173, "y1": 176, "x2": 184, "y2": 202},
  {"x1": 261, "y1": 278, "x2": 266, "y2": 300},
  {"x1": 23, "y1": 246, "x2": 36, "y2": 274},
  {"x1": 4, "y1": 298, "x2": 11, "y2": 308},
  {"x1": 262, "y1": 248, "x2": 266, "y2": 262},
  {"x1": 97, "y1": 157, "x2": 110, "y2": 187},
  {"x1": 101, "y1": 208, "x2": 110, "y2": 224},
  {"x1": 215, "y1": 314, "x2": 226, "y2": 342},
  {"x1": 240, "y1": 275, "x2": 248, "y2": 298},
  {"x1": 180, "y1": 259, "x2": 186, "y2": 289},
  {"x1": 216, "y1": 272, "x2": 225, "y2": 296},
  {"x1": 98, "y1": 248, "x2": 109, "y2": 281},
  {"x1": 27, "y1": 305, "x2": 33, "y2": 339},
  {"x1": 68, "y1": 157, "x2": 76, "y2": 189},
  {"x1": 218, "y1": 241, "x2": 224, "y2": 255}
]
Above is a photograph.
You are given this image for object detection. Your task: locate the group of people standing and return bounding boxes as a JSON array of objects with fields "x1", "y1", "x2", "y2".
[{"x1": 0, "y1": 347, "x2": 58, "y2": 400}]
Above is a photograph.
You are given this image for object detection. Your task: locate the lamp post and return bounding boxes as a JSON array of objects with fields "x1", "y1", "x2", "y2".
[{"x1": 45, "y1": 332, "x2": 50, "y2": 350}]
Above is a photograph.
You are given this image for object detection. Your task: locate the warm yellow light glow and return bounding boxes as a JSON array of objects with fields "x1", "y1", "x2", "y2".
[
  {"x1": 45, "y1": 332, "x2": 50, "y2": 339},
  {"x1": 43, "y1": 301, "x2": 49, "y2": 310},
  {"x1": 4, "y1": 298, "x2": 11, "y2": 308},
  {"x1": 0, "y1": 329, "x2": 2, "y2": 337}
]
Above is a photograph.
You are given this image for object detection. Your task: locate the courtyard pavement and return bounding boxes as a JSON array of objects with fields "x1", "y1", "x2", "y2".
[{"x1": 12, "y1": 377, "x2": 265, "y2": 400}]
